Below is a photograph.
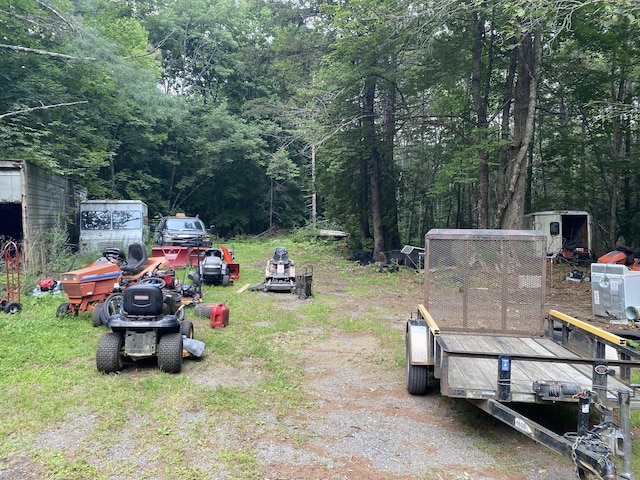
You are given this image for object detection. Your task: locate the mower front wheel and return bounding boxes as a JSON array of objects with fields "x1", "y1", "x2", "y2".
[
  {"x1": 157, "y1": 333, "x2": 183, "y2": 373},
  {"x1": 180, "y1": 320, "x2": 194, "y2": 339},
  {"x1": 56, "y1": 302, "x2": 70, "y2": 317},
  {"x1": 96, "y1": 332, "x2": 124, "y2": 373},
  {"x1": 4, "y1": 302, "x2": 22, "y2": 314},
  {"x1": 222, "y1": 274, "x2": 230, "y2": 287},
  {"x1": 103, "y1": 293, "x2": 124, "y2": 322},
  {"x1": 92, "y1": 303, "x2": 105, "y2": 327}
]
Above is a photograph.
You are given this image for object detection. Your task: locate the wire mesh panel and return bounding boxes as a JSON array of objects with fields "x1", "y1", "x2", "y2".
[{"x1": 424, "y1": 229, "x2": 546, "y2": 336}]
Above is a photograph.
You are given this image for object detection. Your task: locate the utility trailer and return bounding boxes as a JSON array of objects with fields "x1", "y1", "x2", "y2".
[{"x1": 405, "y1": 229, "x2": 639, "y2": 480}]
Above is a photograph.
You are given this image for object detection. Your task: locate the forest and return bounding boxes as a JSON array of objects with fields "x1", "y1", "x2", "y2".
[{"x1": 1, "y1": 0, "x2": 639, "y2": 260}]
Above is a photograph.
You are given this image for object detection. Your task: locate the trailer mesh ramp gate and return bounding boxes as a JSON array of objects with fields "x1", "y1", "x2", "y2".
[{"x1": 406, "y1": 229, "x2": 639, "y2": 480}]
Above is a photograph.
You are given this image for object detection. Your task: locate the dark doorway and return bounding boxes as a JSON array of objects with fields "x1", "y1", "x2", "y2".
[{"x1": 0, "y1": 203, "x2": 22, "y2": 242}]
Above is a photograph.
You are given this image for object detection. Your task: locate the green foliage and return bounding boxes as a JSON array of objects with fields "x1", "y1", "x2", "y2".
[{"x1": 2, "y1": 0, "x2": 640, "y2": 252}]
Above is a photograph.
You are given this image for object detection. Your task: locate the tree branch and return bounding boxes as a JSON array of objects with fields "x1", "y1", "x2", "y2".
[
  {"x1": 0, "y1": 101, "x2": 88, "y2": 120},
  {"x1": 0, "y1": 43, "x2": 95, "y2": 60}
]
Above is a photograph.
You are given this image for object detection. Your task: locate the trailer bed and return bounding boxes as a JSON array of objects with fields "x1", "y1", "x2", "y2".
[{"x1": 436, "y1": 332, "x2": 630, "y2": 404}]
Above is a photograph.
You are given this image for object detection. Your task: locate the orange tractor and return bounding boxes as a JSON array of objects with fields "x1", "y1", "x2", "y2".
[
  {"x1": 56, "y1": 243, "x2": 176, "y2": 326},
  {"x1": 597, "y1": 246, "x2": 640, "y2": 271}
]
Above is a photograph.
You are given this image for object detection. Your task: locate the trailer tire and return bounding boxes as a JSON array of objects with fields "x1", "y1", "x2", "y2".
[
  {"x1": 96, "y1": 332, "x2": 124, "y2": 373},
  {"x1": 405, "y1": 329, "x2": 429, "y2": 395},
  {"x1": 406, "y1": 361, "x2": 429, "y2": 395},
  {"x1": 158, "y1": 333, "x2": 183, "y2": 373}
]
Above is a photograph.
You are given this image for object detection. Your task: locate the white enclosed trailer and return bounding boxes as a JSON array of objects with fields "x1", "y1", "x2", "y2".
[
  {"x1": 524, "y1": 210, "x2": 593, "y2": 260},
  {"x1": 79, "y1": 200, "x2": 148, "y2": 252}
]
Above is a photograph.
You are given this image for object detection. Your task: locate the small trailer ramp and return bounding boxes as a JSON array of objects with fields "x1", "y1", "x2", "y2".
[{"x1": 405, "y1": 229, "x2": 639, "y2": 480}]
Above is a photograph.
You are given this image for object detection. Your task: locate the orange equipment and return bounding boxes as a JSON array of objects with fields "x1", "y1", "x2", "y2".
[
  {"x1": 597, "y1": 246, "x2": 640, "y2": 271},
  {"x1": 56, "y1": 244, "x2": 172, "y2": 319}
]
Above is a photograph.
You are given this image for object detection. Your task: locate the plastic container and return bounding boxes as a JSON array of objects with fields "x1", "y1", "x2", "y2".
[{"x1": 210, "y1": 303, "x2": 229, "y2": 328}]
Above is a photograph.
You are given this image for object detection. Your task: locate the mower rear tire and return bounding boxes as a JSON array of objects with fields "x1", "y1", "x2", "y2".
[
  {"x1": 180, "y1": 320, "x2": 194, "y2": 339},
  {"x1": 158, "y1": 333, "x2": 183, "y2": 373},
  {"x1": 194, "y1": 303, "x2": 212, "y2": 318},
  {"x1": 96, "y1": 332, "x2": 124, "y2": 373},
  {"x1": 4, "y1": 302, "x2": 21, "y2": 314},
  {"x1": 56, "y1": 302, "x2": 70, "y2": 317},
  {"x1": 92, "y1": 303, "x2": 105, "y2": 327}
]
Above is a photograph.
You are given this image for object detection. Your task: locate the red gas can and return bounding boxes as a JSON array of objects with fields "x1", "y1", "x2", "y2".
[{"x1": 210, "y1": 303, "x2": 229, "y2": 328}]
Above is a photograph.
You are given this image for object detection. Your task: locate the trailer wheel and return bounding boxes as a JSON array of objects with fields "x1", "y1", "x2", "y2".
[
  {"x1": 4, "y1": 302, "x2": 21, "y2": 314},
  {"x1": 56, "y1": 302, "x2": 70, "y2": 317},
  {"x1": 158, "y1": 333, "x2": 183, "y2": 373},
  {"x1": 96, "y1": 332, "x2": 124, "y2": 373},
  {"x1": 405, "y1": 329, "x2": 429, "y2": 395},
  {"x1": 92, "y1": 303, "x2": 105, "y2": 327}
]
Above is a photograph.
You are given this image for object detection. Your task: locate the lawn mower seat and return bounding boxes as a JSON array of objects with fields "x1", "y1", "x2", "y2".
[
  {"x1": 121, "y1": 243, "x2": 148, "y2": 275},
  {"x1": 123, "y1": 283, "x2": 164, "y2": 316},
  {"x1": 205, "y1": 249, "x2": 222, "y2": 258},
  {"x1": 273, "y1": 247, "x2": 290, "y2": 265}
]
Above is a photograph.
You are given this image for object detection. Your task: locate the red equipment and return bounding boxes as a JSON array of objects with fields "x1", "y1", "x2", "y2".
[
  {"x1": 1, "y1": 241, "x2": 22, "y2": 314},
  {"x1": 57, "y1": 244, "x2": 172, "y2": 319},
  {"x1": 151, "y1": 246, "x2": 195, "y2": 268},
  {"x1": 151, "y1": 245, "x2": 239, "y2": 277}
]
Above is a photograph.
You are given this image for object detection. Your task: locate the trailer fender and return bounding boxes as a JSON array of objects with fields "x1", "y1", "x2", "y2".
[{"x1": 406, "y1": 320, "x2": 429, "y2": 365}]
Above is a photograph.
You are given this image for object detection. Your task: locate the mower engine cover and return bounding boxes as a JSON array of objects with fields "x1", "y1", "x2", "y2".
[
  {"x1": 199, "y1": 248, "x2": 231, "y2": 286},
  {"x1": 38, "y1": 277, "x2": 57, "y2": 291}
]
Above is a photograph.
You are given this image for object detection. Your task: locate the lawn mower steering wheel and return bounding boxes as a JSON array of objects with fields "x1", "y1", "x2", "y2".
[
  {"x1": 102, "y1": 248, "x2": 127, "y2": 265},
  {"x1": 139, "y1": 277, "x2": 167, "y2": 289}
]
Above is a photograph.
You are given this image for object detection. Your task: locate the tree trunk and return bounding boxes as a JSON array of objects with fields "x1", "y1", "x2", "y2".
[
  {"x1": 362, "y1": 77, "x2": 386, "y2": 262},
  {"x1": 609, "y1": 76, "x2": 632, "y2": 247},
  {"x1": 495, "y1": 29, "x2": 541, "y2": 230},
  {"x1": 472, "y1": 10, "x2": 490, "y2": 229},
  {"x1": 497, "y1": 39, "x2": 517, "y2": 223},
  {"x1": 380, "y1": 55, "x2": 401, "y2": 250}
]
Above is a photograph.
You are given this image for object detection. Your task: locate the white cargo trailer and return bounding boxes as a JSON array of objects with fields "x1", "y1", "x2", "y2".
[
  {"x1": 524, "y1": 210, "x2": 593, "y2": 260},
  {"x1": 79, "y1": 200, "x2": 148, "y2": 252}
]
